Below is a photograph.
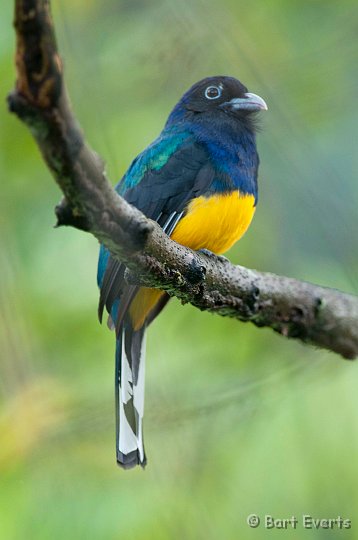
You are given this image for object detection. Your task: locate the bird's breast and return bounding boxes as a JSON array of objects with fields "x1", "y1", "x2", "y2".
[
  {"x1": 129, "y1": 190, "x2": 256, "y2": 330},
  {"x1": 171, "y1": 191, "x2": 256, "y2": 254}
]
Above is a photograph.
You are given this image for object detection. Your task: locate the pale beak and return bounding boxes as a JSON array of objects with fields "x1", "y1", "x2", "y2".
[{"x1": 227, "y1": 92, "x2": 268, "y2": 112}]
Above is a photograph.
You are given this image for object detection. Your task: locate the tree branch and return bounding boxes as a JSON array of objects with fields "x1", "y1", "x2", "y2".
[{"x1": 8, "y1": 0, "x2": 358, "y2": 360}]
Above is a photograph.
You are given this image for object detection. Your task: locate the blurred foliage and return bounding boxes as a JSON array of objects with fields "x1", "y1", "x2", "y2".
[{"x1": 1, "y1": 0, "x2": 358, "y2": 538}]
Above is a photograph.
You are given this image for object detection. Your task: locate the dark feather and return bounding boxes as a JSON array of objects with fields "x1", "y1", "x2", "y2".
[
  {"x1": 98, "y1": 258, "x2": 123, "y2": 323},
  {"x1": 123, "y1": 322, "x2": 146, "y2": 385},
  {"x1": 115, "y1": 285, "x2": 138, "y2": 337},
  {"x1": 146, "y1": 293, "x2": 170, "y2": 326}
]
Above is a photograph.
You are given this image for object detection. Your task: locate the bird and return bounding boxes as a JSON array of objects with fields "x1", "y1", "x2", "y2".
[{"x1": 97, "y1": 76, "x2": 267, "y2": 469}]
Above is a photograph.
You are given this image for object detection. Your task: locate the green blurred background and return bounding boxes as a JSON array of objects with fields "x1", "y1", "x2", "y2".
[{"x1": 1, "y1": 0, "x2": 358, "y2": 538}]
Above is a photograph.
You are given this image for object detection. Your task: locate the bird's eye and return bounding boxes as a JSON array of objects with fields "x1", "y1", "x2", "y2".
[{"x1": 204, "y1": 85, "x2": 222, "y2": 100}]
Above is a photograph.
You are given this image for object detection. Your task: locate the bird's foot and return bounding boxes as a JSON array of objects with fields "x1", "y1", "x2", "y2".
[{"x1": 198, "y1": 249, "x2": 230, "y2": 264}]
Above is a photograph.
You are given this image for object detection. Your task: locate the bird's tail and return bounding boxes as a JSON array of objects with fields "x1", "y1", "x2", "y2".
[
  {"x1": 109, "y1": 287, "x2": 169, "y2": 469},
  {"x1": 115, "y1": 322, "x2": 147, "y2": 469}
]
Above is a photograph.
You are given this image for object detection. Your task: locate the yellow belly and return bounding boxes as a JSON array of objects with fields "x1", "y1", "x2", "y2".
[
  {"x1": 171, "y1": 191, "x2": 256, "y2": 254},
  {"x1": 130, "y1": 191, "x2": 256, "y2": 329}
]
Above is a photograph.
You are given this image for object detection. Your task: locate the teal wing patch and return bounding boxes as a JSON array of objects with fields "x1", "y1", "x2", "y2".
[{"x1": 117, "y1": 130, "x2": 192, "y2": 194}]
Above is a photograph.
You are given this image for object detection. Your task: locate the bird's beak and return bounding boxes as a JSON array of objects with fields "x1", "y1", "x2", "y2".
[{"x1": 227, "y1": 92, "x2": 268, "y2": 112}]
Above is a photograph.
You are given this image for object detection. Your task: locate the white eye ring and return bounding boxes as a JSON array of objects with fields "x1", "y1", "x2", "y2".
[{"x1": 205, "y1": 85, "x2": 222, "y2": 100}]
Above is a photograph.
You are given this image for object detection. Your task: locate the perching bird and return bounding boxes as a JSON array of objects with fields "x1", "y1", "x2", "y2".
[{"x1": 97, "y1": 76, "x2": 267, "y2": 469}]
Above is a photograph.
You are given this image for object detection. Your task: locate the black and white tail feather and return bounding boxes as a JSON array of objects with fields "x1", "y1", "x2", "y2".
[
  {"x1": 115, "y1": 324, "x2": 147, "y2": 468},
  {"x1": 98, "y1": 212, "x2": 179, "y2": 469}
]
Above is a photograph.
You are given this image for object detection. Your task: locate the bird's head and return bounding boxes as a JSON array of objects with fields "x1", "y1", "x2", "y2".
[{"x1": 167, "y1": 76, "x2": 267, "y2": 133}]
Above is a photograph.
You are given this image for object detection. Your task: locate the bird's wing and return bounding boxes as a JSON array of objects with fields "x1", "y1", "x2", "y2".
[{"x1": 97, "y1": 132, "x2": 215, "y2": 324}]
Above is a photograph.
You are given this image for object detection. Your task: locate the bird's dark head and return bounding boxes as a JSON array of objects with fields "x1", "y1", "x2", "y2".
[{"x1": 166, "y1": 76, "x2": 267, "y2": 133}]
